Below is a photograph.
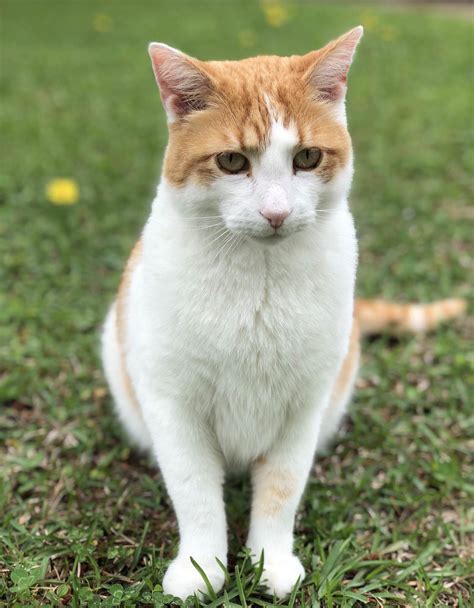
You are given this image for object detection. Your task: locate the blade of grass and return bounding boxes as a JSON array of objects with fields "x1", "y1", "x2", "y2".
[
  {"x1": 234, "y1": 565, "x2": 248, "y2": 608},
  {"x1": 190, "y1": 556, "x2": 217, "y2": 601}
]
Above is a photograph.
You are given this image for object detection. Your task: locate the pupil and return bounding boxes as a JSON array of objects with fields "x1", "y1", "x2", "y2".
[{"x1": 229, "y1": 154, "x2": 233, "y2": 164}]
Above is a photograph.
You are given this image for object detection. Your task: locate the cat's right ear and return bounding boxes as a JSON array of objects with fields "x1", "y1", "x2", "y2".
[
  {"x1": 148, "y1": 43, "x2": 213, "y2": 123},
  {"x1": 302, "y1": 26, "x2": 363, "y2": 103}
]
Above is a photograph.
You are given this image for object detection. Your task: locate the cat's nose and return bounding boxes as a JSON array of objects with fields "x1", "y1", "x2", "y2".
[{"x1": 259, "y1": 209, "x2": 290, "y2": 229}]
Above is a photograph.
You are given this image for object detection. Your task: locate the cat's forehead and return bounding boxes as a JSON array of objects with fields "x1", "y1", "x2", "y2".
[
  {"x1": 205, "y1": 55, "x2": 305, "y2": 142},
  {"x1": 189, "y1": 56, "x2": 320, "y2": 152},
  {"x1": 206, "y1": 54, "x2": 299, "y2": 83}
]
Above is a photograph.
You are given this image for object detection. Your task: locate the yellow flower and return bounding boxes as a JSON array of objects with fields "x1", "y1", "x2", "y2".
[
  {"x1": 93, "y1": 13, "x2": 113, "y2": 33},
  {"x1": 46, "y1": 179, "x2": 79, "y2": 206},
  {"x1": 238, "y1": 30, "x2": 257, "y2": 48},
  {"x1": 360, "y1": 11, "x2": 379, "y2": 32},
  {"x1": 261, "y1": 1, "x2": 289, "y2": 28}
]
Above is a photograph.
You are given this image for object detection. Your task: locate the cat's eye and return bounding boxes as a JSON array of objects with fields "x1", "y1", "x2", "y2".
[
  {"x1": 216, "y1": 152, "x2": 249, "y2": 174},
  {"x1": 293, "y1": 148, "x2": 322, "y2": 171}
]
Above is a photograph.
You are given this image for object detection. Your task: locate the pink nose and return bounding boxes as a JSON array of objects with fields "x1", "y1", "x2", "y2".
[{"x1": 259, "y1": 209, "x2": 290, "y2": 229}]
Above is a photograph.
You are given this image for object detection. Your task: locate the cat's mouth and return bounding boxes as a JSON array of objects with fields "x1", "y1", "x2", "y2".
[{"x1": 250, "y1": 232, "x2": 288, "y2": 246}]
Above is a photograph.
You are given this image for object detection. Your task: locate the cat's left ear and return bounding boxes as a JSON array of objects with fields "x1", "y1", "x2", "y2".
[
  {"x1": 303, "y1": 26, "x2": 363, "y2": 102},
  {"x1": 148, "y1": 43, "x2": 213, "y2": 122}
]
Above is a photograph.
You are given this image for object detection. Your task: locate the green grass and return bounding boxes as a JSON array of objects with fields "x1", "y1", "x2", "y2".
[{"x1": 1, "y1": 1, "x2": 473, "y2": 606}]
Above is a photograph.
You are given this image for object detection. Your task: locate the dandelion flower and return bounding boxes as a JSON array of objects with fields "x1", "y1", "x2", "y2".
[
  {"x1": 46, "y1": 178, "x2": 79, "y2": 206},
  {"x1": 261, "y1": 1, "x2": 289, "y2": 28},
  {"x1": 361, "y1": 11, "x2": 378, "y2": 32},
  {"x1": 93, "y1": 13, "x2": 113, "y2": 33}
]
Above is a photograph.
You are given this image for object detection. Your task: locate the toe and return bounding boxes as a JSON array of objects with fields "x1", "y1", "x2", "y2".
[
  {"x1": 262, "y1": 554, "x2": 305, "y2": 598},
  {"x1": 163, "y1": 557, "x2": 225, "y2": 600}
]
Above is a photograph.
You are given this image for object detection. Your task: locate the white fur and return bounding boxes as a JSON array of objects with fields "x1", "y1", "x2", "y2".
[
  {"x1": 408, "y1": 305, "x2": 426, "y2": 332},
  {"x1": 102, "y1": 109, "x2": 358, "y2": 598}
]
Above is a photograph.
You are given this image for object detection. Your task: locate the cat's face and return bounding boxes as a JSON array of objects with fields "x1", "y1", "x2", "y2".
[{"x1": 149, "y1": 27, "x2": 362, "y2": 243}]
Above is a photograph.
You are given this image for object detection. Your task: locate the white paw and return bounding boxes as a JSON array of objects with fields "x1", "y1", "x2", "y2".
[
  {"x1": 261, "y1": 554, "x2": 305, "y2": 599},
  {"x1": 163, "y1": 555, "x2": 225, "y2": 600}
]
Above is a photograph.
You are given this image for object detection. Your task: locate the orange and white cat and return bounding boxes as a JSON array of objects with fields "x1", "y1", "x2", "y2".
[{"x1": 101, "y1": 27, "x2": 465, "y2": 599}]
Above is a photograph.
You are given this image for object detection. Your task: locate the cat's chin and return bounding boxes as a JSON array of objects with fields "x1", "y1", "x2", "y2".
[{"x1": 250, "y1": 233, "x2": 289, "y2": 246}]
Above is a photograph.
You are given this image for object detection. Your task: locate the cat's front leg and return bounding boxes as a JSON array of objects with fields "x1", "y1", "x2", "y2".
[
  {"x1": 140, "y1": 395, "x2": 227, "y2": 599},
  {"x1": 246, "y1": 401, "x2": 324, "y2": 598}
]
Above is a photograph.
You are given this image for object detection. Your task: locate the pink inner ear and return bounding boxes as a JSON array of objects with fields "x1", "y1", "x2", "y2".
[
  {"x1": 307, "y1": 26, "x2": 363, "y2": 102},
  {"x1": 318, "y1": 81, "x2": 346, "y2": 103},
  {"x1": 148, "y1": 43, "x2": 211, "y2": 119}
]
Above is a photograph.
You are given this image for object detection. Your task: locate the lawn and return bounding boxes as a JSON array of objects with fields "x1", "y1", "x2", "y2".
[{"x1": 1, "y1": 1, "x2": 472, "y2": 606}]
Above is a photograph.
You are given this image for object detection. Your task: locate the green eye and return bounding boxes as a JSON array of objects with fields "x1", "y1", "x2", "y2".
[
  {"x1": 216, "y1": 152, "x2": 249, "y2": 174},
  {"x1": 293, "y1": 148, "x2": 322, "y2": 171}
]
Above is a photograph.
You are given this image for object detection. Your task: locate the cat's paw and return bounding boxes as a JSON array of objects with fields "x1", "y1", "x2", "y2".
[
  {"x1": 261, "y1": 554, "x2": 305, "y2": 599},
  {"x1": 163, "y1": 556, "x2": 225, "y2": 600}
]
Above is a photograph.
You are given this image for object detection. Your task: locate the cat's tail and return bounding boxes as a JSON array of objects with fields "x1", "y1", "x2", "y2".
[{"x1": 354, "y1": 298, "x2": 466, "y2": 335}]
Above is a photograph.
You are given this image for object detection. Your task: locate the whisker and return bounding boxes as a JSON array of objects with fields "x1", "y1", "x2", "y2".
[
  {"x1": 210, "y1": 232, "x2": 234, "y2": 266},
  {"x1": 224, "y1": 234, "x2": 243, "y2": 260},
  {"x1": 219, "y1": 233, "x2": 239, "y2": 261},
  {"x1": 179, "y1": 215, "x2": 223, "y2": 221},
  {"x1": 180, "y1": 222, "x2": 225, "y2": 231},
  {"x1": 202, "y1": 227, "x2": 231, "y2": 251},
  {"x1": 181, "y1": 227, "x2": 228, "y2": 256}
]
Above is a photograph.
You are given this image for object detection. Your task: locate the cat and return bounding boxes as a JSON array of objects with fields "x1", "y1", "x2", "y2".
[{"x1": 101, "y1": 27, "x2": 465, "y2": 599}]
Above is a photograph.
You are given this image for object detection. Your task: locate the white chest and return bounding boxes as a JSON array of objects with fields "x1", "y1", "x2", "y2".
[{"x1": 132, "y1": 212, "x2": 357, "y2": 466}]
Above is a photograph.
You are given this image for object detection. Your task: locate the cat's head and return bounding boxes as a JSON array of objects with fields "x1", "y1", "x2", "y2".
[{"x1": 149, "y1": 27, "x2": 362, "y2": 243}]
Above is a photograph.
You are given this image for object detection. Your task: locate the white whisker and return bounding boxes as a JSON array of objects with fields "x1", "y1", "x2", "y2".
[
  {"x1": 179, "y1": 215, "x2": 223, "y2": 221},
  {"x1": 219, "y1": 233, "x2": 239, "y2": 261},
  {"x1": 224, "y1": 234, "x2": 243, "y2": 260},
  {"x1": 180, "y1": 222, "x2": 225, "y2": 231},
  {"x1": 202, "y1": 227, "x2": 231, "y2": 250},
  {"x1": 210, "y1": 232, "x2": 235, "y2": 266}
]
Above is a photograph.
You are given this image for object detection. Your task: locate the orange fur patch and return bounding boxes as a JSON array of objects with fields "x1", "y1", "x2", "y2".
[
  {"x1": 163, "y1": 54, "x2": 351, "y2": 187},
  {"x1": 252, "y1": 461, "x2": 297, "y2": 518},
  {"x1": 330, "y1": 318, "x2": 361, "y2": 406},
  {"x1": 116, "y1": 239, "x2": 142, "y2": 411}
]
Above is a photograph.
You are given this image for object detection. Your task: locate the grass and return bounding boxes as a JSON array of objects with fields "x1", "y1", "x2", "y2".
[{"x1": 1, "y1": 1, "x2": 472, "y2": 606}]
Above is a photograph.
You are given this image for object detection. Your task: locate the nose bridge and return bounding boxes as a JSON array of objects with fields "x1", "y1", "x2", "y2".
[
  {"x1": 259, "y1": 181, "x2": 291, "y2": 229},
  {"x1": 261, "y1": 182, "x2": 289, "y2": 213}
]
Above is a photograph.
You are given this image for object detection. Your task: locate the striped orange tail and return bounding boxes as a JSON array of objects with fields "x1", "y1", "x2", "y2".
[{"x1": 354, "y1": 298, "x2": 466, "y2": 335}]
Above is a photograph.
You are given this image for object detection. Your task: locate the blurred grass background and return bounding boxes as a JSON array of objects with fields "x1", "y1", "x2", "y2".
[{"x1": 1, "y1": 1, "x2": 473, "y2": 606}]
